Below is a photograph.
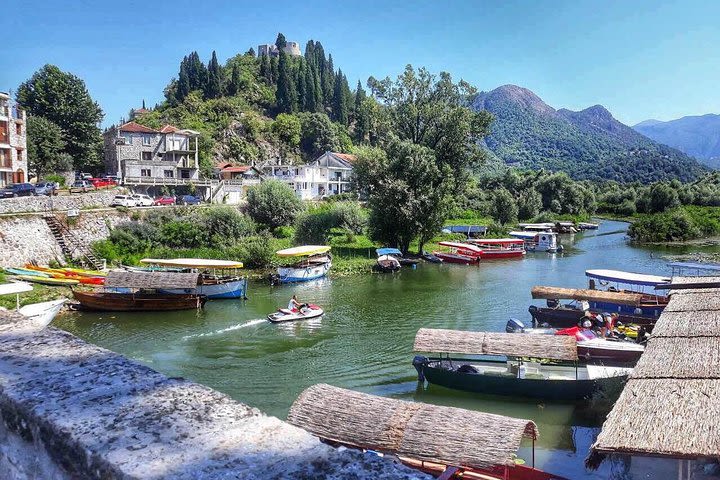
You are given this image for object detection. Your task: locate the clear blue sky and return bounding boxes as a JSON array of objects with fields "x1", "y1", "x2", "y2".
[{"x1": 3, "y1": 0, "x2": 719, "y2": 127}]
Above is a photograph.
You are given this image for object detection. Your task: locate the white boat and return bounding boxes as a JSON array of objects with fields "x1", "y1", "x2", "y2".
[
  {"x1": 267, "y1": 304, "x2": 324, "y2": 323},
  {"x1": 140, "y1": 258, "x2": 248, "y2": 299},
  {"x1": 274, "y1": 246, "x2": 332, "y2": 284},
  {"x1": 18, "y1": 299, "x2": 66, "y2": 329},
  {"x1": 509, "y1": 231, "x2": 560, "y2": 252}
]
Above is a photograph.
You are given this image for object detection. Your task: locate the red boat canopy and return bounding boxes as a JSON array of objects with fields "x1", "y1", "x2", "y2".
[
  {"x1": 468, "y1": 238, "x2": 524, "y2": 246},
  {"x1": 437, "y1": 241, "x2": 484, "y2": 253}
]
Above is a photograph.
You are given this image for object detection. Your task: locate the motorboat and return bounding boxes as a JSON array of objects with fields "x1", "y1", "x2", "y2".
[
  {"x1": 577, "y1": 222, "x2": 599, "y2": 230},
  {"x1": 420, "y1": 251, "x2": 443, "y2": 263},
  {"x1": 374, "y1": 253, "x2": 401, "y2": 273},
  {"x1": 0, "y1": 281, "x2": 66, "y2": 329},
  {"x1": 465, "y1": 238, "x2": 526, "y2": 259},
  {"x1": 585, "y1": 269, "x2": 669, "y2": 317},
  {"x1": 140, "y1": 258, "x2": 248, "y2": 299},
  {"x1": 375, "y1": 248, "x2": 417, "y2": 268},
  {"x1": 267, "y1": 304, "x2": 324, "y2": 323},
  {"x1": 509, "y1": 231, "x2": 561, "y2": 252},
  {"x1": 273, "y1": 246, "x2": 332, "y2": 284},
  {"x1": 432, "y1": 241, "x2": 482, "y2": 264},
  {"x1": 505, "y1": 319, "x2": 645, "y2": 364}
]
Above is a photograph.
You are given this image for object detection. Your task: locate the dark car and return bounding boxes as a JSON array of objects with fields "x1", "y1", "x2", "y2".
[
  {"x1": 0, "y1": 183, "x2": 36, "y2": 198},
  {"x1": 176, "y1": 194, "x2": 202, "y2": 205}
]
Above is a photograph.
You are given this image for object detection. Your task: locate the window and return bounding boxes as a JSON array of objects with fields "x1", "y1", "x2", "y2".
[
  {"x1": 16, "y1": 149, "x2": 22, "y2": 162},
  {"x1": 15, "y1": 123, "x2": 22, "y2": 136},
  {"x1": 164, "y1": 170, "x2": 174, "y2": 178},
  {"x1": 122, "y1": 134, "x2": 132, "y2": 145},
  {"x1": 140, "y1": 169, "x2": 151, "y2": 177},
  {"x1": 141, "y1": 151, "x2": 152, "y2": 161},
  {"x1": 142, "y1": 135, "x2": 152, "y2": 146},
  {"x1": 180, "y1": 169, "x2": 190, "y2": 179}
]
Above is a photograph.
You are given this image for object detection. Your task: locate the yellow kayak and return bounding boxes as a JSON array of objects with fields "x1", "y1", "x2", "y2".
[
  {"x1": 62, "y1": 267, "x2": 107, "y2": 277},
  {"x1": 17, "y1": 275, "x2": 79, "y2": 286},
  {"x1": 25, "y1": 265, "x2": 78, "y2": 279}
]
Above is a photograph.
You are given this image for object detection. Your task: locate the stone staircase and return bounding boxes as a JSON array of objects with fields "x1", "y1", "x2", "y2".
[{"x1": 43, "y1": 214, "x2": 104, "y2": 270}]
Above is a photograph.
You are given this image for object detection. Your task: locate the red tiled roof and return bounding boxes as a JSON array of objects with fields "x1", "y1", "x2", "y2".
[
  {"x1": 332, "y1": 152, "x2": 357, "y2": 163},
  {"x1": 118, "y1": 121, "x2": 157, "y2": 133},
  {"x1": 215, "y1": 161, "x2": 234, "y2": 169},
  {"x1": 160, "y1": 124, "x2": 180, "y2": 133},
  {"x1": 221, "y1": 166, "x2": 252, "y2": 173}
]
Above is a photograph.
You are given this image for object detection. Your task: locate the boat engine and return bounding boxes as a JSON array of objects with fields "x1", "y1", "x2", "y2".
[
  {"x1": 412, "y1": 355, "x2": 428, "y2": 382},
  {"x1": 506, "y1": 318, "x2": 526, "y2": 333},
  {"x1": 528, "y1": 305, "x2": 539, "y2": 326}
]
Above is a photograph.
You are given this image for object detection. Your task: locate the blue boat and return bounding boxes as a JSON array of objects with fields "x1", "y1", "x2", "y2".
[
  {"x1": 585, "y1": 269, "x2": 669, "y2": 317},
  {"x1": 274, "y1": 246, "x2": 332, "y2": 284},
  {"x1": 138, "y1": 258, "x2": 248, "y2": 299}
]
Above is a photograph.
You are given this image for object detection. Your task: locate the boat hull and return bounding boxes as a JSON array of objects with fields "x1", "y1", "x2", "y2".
[
  {"x1": 577, "y1": 341, "x2": 644, "y2": 363},
  {"x1": 529, "y1": 306, "x2": 657, "y2": 330},
  {"x1": 588, "y1": 300, "x2": 664, "y2": 318},
  {"x1": 267, "y1": 306, "x2": 324, "y2": 323},
  {"x1": 477, "y1": 250, "x2": 525, "y2": 260},
  {"x1": 276, "y1": 262, "x2": 331, "y2": 283},
  {"x1": 17, "y1": 299, "x2": 66, "y2": 329},
  {"x1": 420, "y1": 361, "x2": 622, "y2": 401},
  {"x1": 73, "y1": 291, "x2": 206, "y2": 311},
  {"x1": 432, "y1": 252, "x2": 478, "y2": 265},
  {"x1": 161, "y1": 278, "x2": 247, "y2": 299},
  {"x1": 17, "y1": 275, "x2": 79, "y2": 286}
]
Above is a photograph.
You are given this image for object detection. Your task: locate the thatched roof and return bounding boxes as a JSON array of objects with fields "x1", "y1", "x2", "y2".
[
  {"x1": 589, "y1": 379, "x2": 720, "y2": 461},
  {"x1": 631, "y1": 337, "x2": 720, "y2": 379},
  {"x1": 287, "y1": 384, "x2": 537, "y2": 469},
  {"x1": 651, "y1": 311, "x2": 720, "y2": 337},
  {"x1": 104, "y1": 271, "x2": 201, "y2": 289},
  {"x1": 531, "y1": 286, "x2": 645, "y2": 306},
  {"x1": 414, "y1": 328, "x2": 578, "y2": 361},
  {"x1": 665, "y1": 290, "x2": 720, "y2": 312}
]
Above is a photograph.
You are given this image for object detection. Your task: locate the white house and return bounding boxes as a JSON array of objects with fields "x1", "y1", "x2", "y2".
[{"x1": 263, "y1": 151, "x2": 354, "y2": 200}]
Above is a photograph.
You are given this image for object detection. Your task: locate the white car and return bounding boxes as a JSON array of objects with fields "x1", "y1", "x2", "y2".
[
  {"x1": 131, "y1": 194, "x2": 154, "y2": 207},
  {"x1": 110, "y1": 195, "x2": 137, "y2": 207}
]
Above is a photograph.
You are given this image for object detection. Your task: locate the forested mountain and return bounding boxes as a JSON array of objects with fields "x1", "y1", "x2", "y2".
[
  {"x1": 633, "y1": 114, "x2": 720, "y2": 169},
  {"x1": 471, "y1": 85, "x2": 707, "y2": 182}
]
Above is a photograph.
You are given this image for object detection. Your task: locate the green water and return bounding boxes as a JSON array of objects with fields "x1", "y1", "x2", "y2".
[{"x1": 55, "y1": 220, "x2": 705, "y2": 478}]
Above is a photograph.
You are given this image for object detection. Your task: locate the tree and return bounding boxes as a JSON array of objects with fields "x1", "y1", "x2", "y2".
[
  {"x1": 245, "y1": 48, "x2": 256, "y2": 57},
  {"x1": 490, "y1": 188, "x2": 518, "y2": 225},
  {"x1": 276, "y1": 51, "x2": 297, "y2": 113},
  {"x1": 354, "y1": 140, "x2": 453, "y2": 254},
  {"x1": 275, "y1": 33, "x2": 287, "y2": 50},
  {"x1": 272, "y1": 113, "x2": 301, "y2": 147},
  {"x1": 260, "y1": 53, "x2": 272, "y2": 84},
  {"x1": 246, "y1": 180, "x2": 303, "y2": 229},
  {"x1": 176, "y1": 57, "x2": 190, "y2": 102},
  {"x1": 26, "y1": 116, "x2": 71, "y2": 179},
  {"x1": 228, "y1": 64, "x2": 242, "y2": 96},
  {"x1": 648, "y1": 183, "x2": 680, "y2": 213},
  {"x1": 298, "y1": 112, "x2": 340, "y2": 158},
  {"x1": 332, "y1": 70, "x2": 350, "y2": 125},
  {"x1": 517, "y1": 189, "x2": 542, "y2": 220},
  {"x1": 205, "y1": 50, "x2": 223, "y2": 99},
  {"x1": 16, "y1": 64, "x2": 104, "y2": 171}
]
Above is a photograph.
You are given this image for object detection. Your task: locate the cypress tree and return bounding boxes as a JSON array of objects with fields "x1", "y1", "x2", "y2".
[
  {"x1": 303, "y1": 63, "x2": 317, "y2": 111},
  {"x1": 205, "y1": 50, "x2": 222, "y2": 99},
  {"x1": 276, "y1": 51, "x2": 297, "y2": 113},
  {"x1": 354, "y1": 80, "x2": 366, "y2": 110},
  {"x1": 176, "y1": 56, "x2": 190, "y2": 102},
  {"x1": 322, "y1": 54, "x2": 335, "y2": 109},
  {"x1": 275, "y1": 33, "x2": 287, "y2": 49},
  {"x1": 313, "y1": 69, "x2": 323, "y2": 112},
  {"x1": 270, "y1": 56, "x2": 279, "y2": 85},
  {"x1": 304, "y1": 40, "x2": 315, "y2": 69},
  {"x1": 332, "y1": 69, "x2": 349, "y2": 125},
  {"x1": 246, "y1": 47, "x2": 256, "y2": 57},
  {"x1": 229, "y1": 63, "x2": 241, "y2": 96},
  {"x1": 259, "y1": 53, "x2": 272, "y2": 84},
  {"x1": 296, "y1": 59, "x2": 307, "y2": 111}
]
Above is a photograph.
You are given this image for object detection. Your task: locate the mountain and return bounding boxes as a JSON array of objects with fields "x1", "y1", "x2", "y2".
[
  {"x1": 471, "y1": 85, "x2": 707, "y2": 182},
  {"x1": 633, "y1": 114, "x2": 720, "y2": 169}
]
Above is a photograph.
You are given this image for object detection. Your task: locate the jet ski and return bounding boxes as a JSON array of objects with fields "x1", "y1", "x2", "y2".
[{"x1": 267, "y1": 304, "x2": 324, "y2": 323}]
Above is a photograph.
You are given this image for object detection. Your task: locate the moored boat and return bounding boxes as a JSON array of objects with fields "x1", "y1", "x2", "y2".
[
  {"x1": 140, "y1": 258, "x2": 248, "y2": 299},
  {"x1": 412, "y1": 328, "x2": 631, "y2": 401},
  {"x1": 5, "y1": 267, "x2": 51, "y2": 278},
  {"x1": 0, "y1": 282, "x2": 66, "y2": 329},
  {"x1": 420, "y1": 250, "x2": 443, "y2": 263},
  {"x1": 577, "y1": 222, "x2": 599, "y2": 230},
  {"x1": 585, "y1": 269, "x2": 669, "y2": 317},
  {"x1": 465, "y1": 238, "x2": 526, "y2": 259},
  {"x1": 273, "y1": 246, "x2": 332, "y2": 284},
  {"x1": 509, "y1": 231, "x2": 561, "y2": 252},
  {"x1": 432, "y1": 241, "x2": 482, "y2": 264},
  {"x1": 374, "y1": 253, "x2": 401, "y2": 273}
]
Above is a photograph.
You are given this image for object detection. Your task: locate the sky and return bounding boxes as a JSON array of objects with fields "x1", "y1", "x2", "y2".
[{"x1": 3, "y1": 0, "x2": 719, "y2": 127}]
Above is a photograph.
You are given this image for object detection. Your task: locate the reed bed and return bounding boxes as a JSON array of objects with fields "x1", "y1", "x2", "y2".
[{"x1": 288, "y1": 384, "x2": 537, "y2": 469}]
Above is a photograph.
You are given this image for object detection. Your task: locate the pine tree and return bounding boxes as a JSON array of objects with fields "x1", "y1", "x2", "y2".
[
  {"x1": 275, "y1": 33, "x2": 287, "y2": 49},
  {"x1": 205, "y1": 50, "x2": 222, "y2": 99},
  {"x1": 276, "y1": 51, "x2": 297, "y2": 113},
  {"x1": 228, "y1": 63, "x2": 241, "y2": 96}
]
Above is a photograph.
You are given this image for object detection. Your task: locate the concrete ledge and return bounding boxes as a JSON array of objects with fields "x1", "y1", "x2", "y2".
[{"x1": 0, "y1": 318, "x2": 428, "y2": 479}]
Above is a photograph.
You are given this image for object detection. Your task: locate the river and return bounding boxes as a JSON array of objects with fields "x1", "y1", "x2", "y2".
[{"x1": 56, "y1": 220, "x2": 702, "y2": 478}]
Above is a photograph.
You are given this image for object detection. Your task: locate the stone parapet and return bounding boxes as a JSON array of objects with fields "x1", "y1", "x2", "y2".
[{"x1": 0, "y1": 190, "x2": 119, "y2": 215}]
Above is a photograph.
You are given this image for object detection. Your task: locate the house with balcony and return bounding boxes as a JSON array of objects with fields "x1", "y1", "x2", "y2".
[
  {"x1": 103, "y1": 121, "x2": 200, "y2": 185},
  {"x1": 209, "y1": 163, "x2": 264, "y2": 203},
  {"x1": 0, "y1": 92, "x2": 27, "y2": 187},
  {"x1": 260, "y1": 152, "x2": 355, "y2": 200}
]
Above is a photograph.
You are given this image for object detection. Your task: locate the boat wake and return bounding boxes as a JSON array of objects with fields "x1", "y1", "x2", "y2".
[{"x1": 182, "y1": 319, "x2": 266, "y2": 340}]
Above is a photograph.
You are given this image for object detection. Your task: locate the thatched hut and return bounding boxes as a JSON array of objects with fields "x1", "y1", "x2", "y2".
[
  {"x1": 414, "y1": 328, "x2": 578, "y2": 361},
  {"x1": 104, "y1": 271, "x2": 201, "y2": 290},
  {"x1": 288, "y1": 384, "x2": 538, "y2": 472},
  {"x1": 531, "y1": 286, "x2": 645, "y2": 306}
]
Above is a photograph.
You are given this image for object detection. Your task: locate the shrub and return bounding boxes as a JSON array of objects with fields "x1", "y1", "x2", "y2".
[
  {"x1": 45, "y1": 173, "x2": 66, "y2": 187},
  {"x1": 332, "y1": 201, "x2": 367, "y2": 234},
  {"x1": 273, "y1": 226, "x2": 295, "y2": 239},
  {"x1": 200, "y1": 206, "x2": 254, "y2": 245},
  {"x1": 294, "y1": 208, "x2": 336, "y2": 244},
  {"x1": 246, "y1": 180, "x2": 303, "y2": 229},
  {"x1": 108, "y1": 222, "x2": 155, "y2": 254},
  {"x1": 158, "y1": 220, "x2": 206, "y2": 248},
  {"x1": 236, "y1": 235, "x2": 274, "y2": 268}
]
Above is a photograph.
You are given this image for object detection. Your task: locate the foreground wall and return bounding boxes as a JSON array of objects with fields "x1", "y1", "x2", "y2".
[
  {"x1": 0, "y1": 314, "x2": 428, "y2": 479},
  {"x1": 0, "y1": 190, "x2": 118, "y2": 215}
]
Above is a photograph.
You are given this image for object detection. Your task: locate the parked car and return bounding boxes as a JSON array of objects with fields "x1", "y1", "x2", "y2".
[
  {"x1": 176, "y1": 194, "x2": 202, "y2": 205},
  {"x1": 109, "y1": 195, "x2": 137, "y2": 207},
  {"x1": 131, "y1": 194, "x2": 154, "y2": 206},
  {"x1": 69, "y1": 180, "x2": 96, "y2": 193},
  {"x1": 34, "y1": 181, "x2": 58, "y2": 196},
  {"x1": 0, "y1": 183, "x2": 36, "y2": 198},
  {"x1": 154, "y1": 195, "x2": 176, "y2": 206},
  {"x1": 90, "y1": 177, "x2": 116, "y2": 189},
  {"x1": 76, "y1": 172, "x2": 93, "y2": 181}
]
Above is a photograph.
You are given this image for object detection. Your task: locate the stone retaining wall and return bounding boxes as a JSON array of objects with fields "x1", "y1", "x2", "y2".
[
  {"x1": 0, "y1": 316, "x2": 427, "y2": 479},
  {"x1": 0, "y1": 190, "x2": 119, "y2": 215}
]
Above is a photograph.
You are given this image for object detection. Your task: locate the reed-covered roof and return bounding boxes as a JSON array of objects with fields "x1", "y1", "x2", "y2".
[
  {"x1": 631, "y1": 337, "x2": 720, "y2": 379},
  {"x1": 287, "y1": 384, "x2": 538, "y2": 469},
  {"x1": 105, "y1": 271, "x2": 201, "y2": 289},
  {"x1": 531, "y1": 286, "x2": 645, "y2": 306},
  {"x1": 413, "y1": 328, "x2": 578, "y2": 361},
  {"x1": 650, "y1": 311, "x2": 720, "y2": 337},
  {"x1": 665, "y1": 292, "x2": 720, "y2": 312}
]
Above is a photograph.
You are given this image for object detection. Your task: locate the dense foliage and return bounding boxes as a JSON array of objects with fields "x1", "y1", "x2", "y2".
[
  {"x1": 246, "y1": 180, "x2": 304, "y2": 229},
  {"x1": 26, "y1": 116, "x2": 72, "y2": 180}
]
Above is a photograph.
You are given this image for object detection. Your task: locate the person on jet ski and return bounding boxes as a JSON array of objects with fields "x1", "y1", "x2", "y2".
[{"x1": 288, "y1": 295, "x2": 307, "y2": 312}]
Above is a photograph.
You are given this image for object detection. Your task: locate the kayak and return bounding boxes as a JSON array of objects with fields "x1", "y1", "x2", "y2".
[
  {"x1": 76, "y1": 276, "x2": 105, "y2": 285},
  {"x1": 17, "y1": 275, "x2": 79, "y2": 286},
  {"x1": 62, "y1": 267, "x2": 107, "y2": 277},
  {"x1": 5, "y1": 267, "x2": 51, "y2": 278},
  {"x1": 267, "y1": 304, "x2": 324, "y2": 323}
]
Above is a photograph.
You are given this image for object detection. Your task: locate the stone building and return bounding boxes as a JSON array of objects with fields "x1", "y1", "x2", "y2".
[
  {"x1": 0, "y1": 92, "x2": 27, "y2": 187},
  {"x1": 103, "y1": 121, "x2": 200, "y2": 183},
  {"x1": 257, "y1": 41, "x2": 302, "y2": 57}
]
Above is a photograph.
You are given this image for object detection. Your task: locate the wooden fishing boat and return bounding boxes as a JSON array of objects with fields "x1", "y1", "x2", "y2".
[
  {"x1": 465, "y1": 238, "x2": 526, "y2": 259},
  {"x1": 288, "y1": 384, "x2": 569, "y2": 480},
  {"x1": 273, "y1": 246, "x2": 332, "y2": 284},
  {"x1": 432, "y1": 241, "x2": 482, "y2": 264},
  {"x1": 17, "y1": 275, "x2": 79, "y2": 286},
  {"x1": 412, "y1": 328, "x2": 631, "y2": 401},
  {"x1": 73, "y1": 291, "x2": 205, "y2": 311},
  {"x1": 140, "y1": 258, "x2": 248, "y2": 299}
]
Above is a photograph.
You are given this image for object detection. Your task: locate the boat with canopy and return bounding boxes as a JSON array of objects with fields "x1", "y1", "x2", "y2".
[
  {"x1": 465, "y1": 238, "x2": 526, "y2": 259},
  {"x1": 432, "y1": 241, "x2": 483, "y2": 264},
  {"x1": 375, "y1": 247, "x2": 419, "y2": 266},
  {"x1": 288, "y1": 384, "x2": 569, "y2": 480},
  {"x1": 585, "y1": 269, "x2": 669, "y2": 317},
  {"x1": 140, "y1": 258, "x2": 247, "y2": 299},
  {"x1": 509, "y1": 231, "x2": 560, "y2": 253},
  {"x1": 374, "y1": 248, "x2": 401, "y2": 272},
  {"x1": 412, "y1": 328, "x2": 632, "y2": 400},
  {"x1": 273, "y1": 246, "x2": 332, "y2": 284}
]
